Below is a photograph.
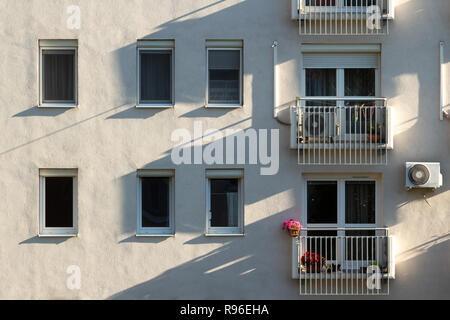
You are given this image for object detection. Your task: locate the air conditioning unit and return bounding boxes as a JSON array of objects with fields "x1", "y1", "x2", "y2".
[
  {"x1": 406, "y1": 162, "x2": 443, "y2": 189},
  {"x1": 299, "y1": 108, "x2": 336, "y2": 143}
]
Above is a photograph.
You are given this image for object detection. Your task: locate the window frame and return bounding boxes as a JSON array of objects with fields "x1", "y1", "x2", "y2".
[
  {"x1": 206, "y1": 46, "x2": 243, "y2": 108},
  {"x1": 302, "y1": 175, "x2": 379, "y2": 231},
  {"x1": 39, "y1": 169, "x2": 78, "y2": 237},
  {"x1": 136, "y1": 170, "x2": 175, "y2": 237},
  {"x1": 302, "y1": 174, "x2": 382, "y2": 266},
  {"x1": 205, "y1": 170, "x2": 244, "y2": 236},
  {"x1": 137, "y1": 45, "x2": 175, "y2": 108},
  {"x1": 39, "y1": 42, "x2": 78, "y2": 108}
]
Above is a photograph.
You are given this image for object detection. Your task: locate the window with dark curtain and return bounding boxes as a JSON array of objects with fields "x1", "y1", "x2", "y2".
[
  {"x1": 42, "y1": 50, "x2": 75, "y2": 102},
  {"x1": 45, "y1": 177, "x2": 73, "y2": 228},
  {"x1": 345, "y1": 181, "x2": 376, "y2": 224},
  {"x1": 307, "y1": 181, "x2": 338, "y2": 224},
  {"x1": 305, "y1": 69, "x2": 336, "y2": 107},
  {"x1": 140, "y1": 51, "x2": 172, "y2": 103},
  {"x1": 208, "y1": 50, "x2": 241, "y2": 104},
  {"x1": 210, "y1": 179, "x2": 239, "y2": 227},
  {"x1": 141, "y1": 178, "x2": 170, "y2": 228},
  {"x1": 344, "y1": 69, "x2": 375, "y2": 97},
  {"x1": 344, "y1": 69, "x2": 376, "y2": 134}
]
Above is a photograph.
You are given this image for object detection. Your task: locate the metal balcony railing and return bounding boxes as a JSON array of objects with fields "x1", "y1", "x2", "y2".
[
  {"x1": 296, "y1": 0, "x2": 392, "y2": 35},
  {"x1": 294, "y1": 97, "x2": 392, "y2": 165},
  {"x1": 296, "y1": 228, "x2": 395, "y2": 296}
]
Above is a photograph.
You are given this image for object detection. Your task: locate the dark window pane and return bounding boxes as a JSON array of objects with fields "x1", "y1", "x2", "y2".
[
  {"x1": 344, "y1": 69, "x2": 375, "y2": 97},
  {"x1": 43, "y1": 50, "x2": 75, "y2": 102},
  {"x1": 208, "y1": 50, "x2": 240, "y2": 104},
  {"x1": 345, "y1": 230, "x2": 376, "y2": 261},
  {"x1": 306, "y1": 0, "x2": 336, "y2": 5},
  {"x1": 305, "y1": 69, "x2": 336, "y2": 107},
  {"x1": 141, "y1": 178, "x2": 170, "y2": 228},
  {"x1": 307, "y1": 181, "x2": 337, "y2": 224},
  {"x1": 306, "y1": 231, "x2": 338, "y2": 260},
  {"x1": 345, "y1": 181, "x2": 376, "y2": 224},
  {"x1": 140, "y1": 51, "x2": 172, "y2": 103},
  {"x1": 345, "y1": 0, "x2": 386, "y2": 8},
  {"x1": 45, "y1": 177, "x2": 73, "y2": 228},
  {"x1": 210, "y1": 179, "x2": 239, "y2": 227}
]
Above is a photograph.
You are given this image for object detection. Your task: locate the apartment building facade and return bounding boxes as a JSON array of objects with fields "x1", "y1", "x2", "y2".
[{"x1": 0, "y1": 0, "x2": 449, "y2": 299}]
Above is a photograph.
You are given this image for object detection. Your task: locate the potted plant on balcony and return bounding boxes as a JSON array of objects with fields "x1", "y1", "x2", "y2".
[
  {"x1": 282, "y1": 219, "x2": 302, "y2": 237},
  {"x1": 367, "y1": 123, "x2": 382, "y2": 143},
  {"x1": 301, "y1": 251, "x2": 327, "y2": 273}
]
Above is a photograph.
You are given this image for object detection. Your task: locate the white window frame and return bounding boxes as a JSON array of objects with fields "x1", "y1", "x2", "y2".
[
  {"x1": 302, "y1": 173, "x2": 382, "y2": 266},
  {"x1": 137, "y1": 40, "x2": 175, "y2": 108},
  {"x1": 206, "y1": 41, "x2": 243, "y2": 108},
  {"x1": 136, "y1": 170, "x2": 175, "y2": 237},
  {"x1": 205, "y1": 170, "x2": 244, "y2": 236},
  {"x1": 39, "y1": 169, "x2": 78, "y2": 237},
  {"x1": 39, "y1": 40, "x2": 78, "y2": 108}
]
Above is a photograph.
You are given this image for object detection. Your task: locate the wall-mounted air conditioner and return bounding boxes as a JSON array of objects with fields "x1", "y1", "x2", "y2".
[
  {"x1": 299, "y1": 108, "x2": 336, "y2": 143},
  {"x1": 406, "y1": 162, "x2": 443, "y2": 189}
]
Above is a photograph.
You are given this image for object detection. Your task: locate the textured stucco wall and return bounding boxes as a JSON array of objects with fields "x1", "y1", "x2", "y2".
[{"x1": 0, "y1": 0, "x2": 449, "y2": 299}]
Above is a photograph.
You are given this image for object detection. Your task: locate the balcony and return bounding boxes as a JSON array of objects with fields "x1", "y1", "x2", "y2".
[
  {"x1": 292, "y1": 228, "x2": 395, "y2": 296},
  {"x1": 290, "y1": 98, "x2": 393, "y2": 165},
  {"x1": 291, "y1": 0, "x2": 395, "y2": 35}
]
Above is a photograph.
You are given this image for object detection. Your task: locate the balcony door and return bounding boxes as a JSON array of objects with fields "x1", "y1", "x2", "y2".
[
  {"x1": 302, "y1": 175, "x2": 381, "y2": 268},
  {"x1": 302, "y1": 51, "x2": 380, "y2": 142}
]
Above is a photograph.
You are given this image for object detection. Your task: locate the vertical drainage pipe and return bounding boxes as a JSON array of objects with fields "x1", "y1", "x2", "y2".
[{"x1": 273, "y1": 41, "x2": 279, "y2": 119}]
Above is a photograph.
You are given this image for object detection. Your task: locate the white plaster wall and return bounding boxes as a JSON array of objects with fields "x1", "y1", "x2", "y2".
[{"x1": 0, "y1": 0, "x2": 449, "y2": 299}]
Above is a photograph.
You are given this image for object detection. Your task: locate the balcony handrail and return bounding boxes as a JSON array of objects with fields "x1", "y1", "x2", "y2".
[
  {"x1": 296, "y1": 231, "x2": 395, "y2": 295},
  {"x1": 294, "y1": 100, "x2": 391, "y2": 165},
  {"x1": 297, "y1": 97, "x2": 387, "y2": 102},
  {"x1": 297, "y1": 0, "x2": 391, "y2": 35},
  {"x1": 300, "y1": 227, "x2": 390, "y2": 237}
]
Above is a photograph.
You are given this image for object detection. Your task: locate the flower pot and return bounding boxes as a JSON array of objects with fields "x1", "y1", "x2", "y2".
[
  {"x1": 367, "y1": 134, "x2": 380, "y2": 143},
  {"x1": 288, "y1": 228, "x2": 299, "y2": 237},
  {"x1": 306, "y1": 265, "x2": 321, "y2": 273}
]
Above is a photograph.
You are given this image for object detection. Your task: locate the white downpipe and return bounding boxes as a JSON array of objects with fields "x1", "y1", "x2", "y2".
[
  {"x1": 440, "y1": 41, "x2": 447, "y2": 120},
  {"x1": 273, "y1": 41, "x2": 279, "y2": 119}
]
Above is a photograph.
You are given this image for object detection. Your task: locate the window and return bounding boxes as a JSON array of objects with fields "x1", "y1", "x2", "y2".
[
  {"x1": 39, "y1": 169, "x2": 78, "y2": 237},
  {"x1": 39, "y1": 40, "x2": 77, "y2": 107},
  {"x1": 305, "y1": 177, "x2": 377, "y2": 228},
  {"x1": 206, "y1": 170, "x2": 244, "y2": 235},
  {"x1": 137, "y1": 170, "x2": 174, "y2": 236},
  {"x1": 137, "y1": 40, "x2": 174, "y2": 107},
  {"x1": 303, "y1": 175, "x2": 379, "y2": 263},
  {"x1": 206, "y1": 40, "x2": 243, "y2": 107},
  {"x1": 307, "y1": 181, "x2": 338, "y2": 224}
]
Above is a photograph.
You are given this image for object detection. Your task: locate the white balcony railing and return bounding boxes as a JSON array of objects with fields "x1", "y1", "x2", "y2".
[
  {"x1": 291, "y1": 98, "x2": 393, "y2": 165},
  {"x1": 292, "y1": 0, "x2": 394, "y2": 35},
  {"x1": 293, "y1": 228, "x2": 395, "y2": 296}
]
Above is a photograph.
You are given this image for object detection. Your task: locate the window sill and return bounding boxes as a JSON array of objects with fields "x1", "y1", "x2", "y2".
[
  {"x1": 38, "y1": 233, "x2": 78, "y2": 238},
  {"x1": 136, "y1": 233, "x2": 175, "y2": 238},
  {"x1": 39, "y1": 103, "x2": 77, "y2": 108},
  {"x1": 136, "y1": 104, "x2": 174, "y2": 109},
  {"x1": 205, "y1": 233, "x2": 245, "y2": 237}
]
